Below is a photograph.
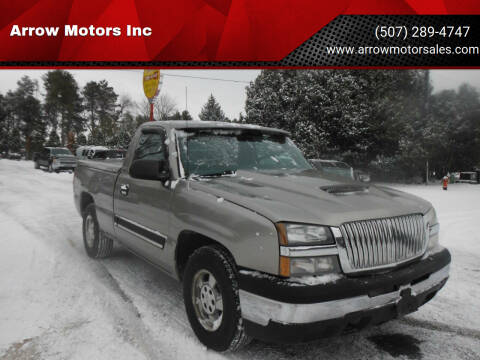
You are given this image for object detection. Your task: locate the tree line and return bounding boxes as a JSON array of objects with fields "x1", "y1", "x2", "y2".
[
  {"x1": 1, "y1": 69, "x2": 479, "y2": 181},
  {"x1": 0, "y1": 70, "x2": 229, "y2": 159},
  {"x1": 244, "y1": 70, "x2": 480, "y2": 181}
]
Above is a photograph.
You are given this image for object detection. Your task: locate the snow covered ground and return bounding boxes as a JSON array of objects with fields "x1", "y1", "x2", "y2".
[{"x1": 0, "y1": 159, "x2": 479, "y2": 360}]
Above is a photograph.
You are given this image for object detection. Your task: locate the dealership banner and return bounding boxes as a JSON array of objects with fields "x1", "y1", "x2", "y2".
[{"x1": 0, "y1": 0, "x2": 479, "y2": 66}]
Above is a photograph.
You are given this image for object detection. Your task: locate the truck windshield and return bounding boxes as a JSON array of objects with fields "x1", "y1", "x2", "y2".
[
  {"x1": 176, "y1": 129, "x2": 312, "y2": 177},
  {"x1": 51, "y1": 148, "x2": 72, "y2": 155}
]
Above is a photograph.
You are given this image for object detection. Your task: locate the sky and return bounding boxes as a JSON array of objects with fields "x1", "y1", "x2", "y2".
[{"x1": 0, "y1": 69, "x2": 479, "y2": 120}]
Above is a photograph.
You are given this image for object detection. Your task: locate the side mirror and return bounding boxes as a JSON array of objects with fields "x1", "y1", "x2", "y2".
[{"x1": 130, "y1": 159, "x2": 170, "y2": 181}]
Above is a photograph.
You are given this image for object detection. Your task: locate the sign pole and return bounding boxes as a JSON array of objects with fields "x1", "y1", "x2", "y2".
[{"x1": 149, "y1": 100, "x2": 154, "y2": 122}]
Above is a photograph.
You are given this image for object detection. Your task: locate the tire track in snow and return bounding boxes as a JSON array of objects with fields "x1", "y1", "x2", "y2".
[
  {"x1": 0, "y1": 190, "x2": 168, "y2": 360},
  {"x1": 400, "y1": 317, "x2": 480, "y2": 340},
  {"x1": 89, "y1": 262, "x2": 168, "y2": 360}
]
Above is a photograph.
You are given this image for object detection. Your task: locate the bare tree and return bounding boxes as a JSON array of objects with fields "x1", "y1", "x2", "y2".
[{"x1": 137, "y1": 93, "x2": 178, "y2": 120}]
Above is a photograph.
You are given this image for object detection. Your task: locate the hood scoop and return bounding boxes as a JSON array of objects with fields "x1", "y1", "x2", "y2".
[{"x1": 320, "y1": 184, "x2": 369, "y2": 195}]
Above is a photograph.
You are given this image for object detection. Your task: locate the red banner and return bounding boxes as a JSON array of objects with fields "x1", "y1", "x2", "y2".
[{"x1": 0, "y1": 0, "x2": 479, "y2": 62}]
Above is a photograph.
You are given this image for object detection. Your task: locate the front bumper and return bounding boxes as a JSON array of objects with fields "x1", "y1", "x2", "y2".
[
  {"x1": 239, "y1": 249, "x2": 450, "y2": 343},
  {"x1": 52, "y1": 161, "x2": 77, "y2": 170}
]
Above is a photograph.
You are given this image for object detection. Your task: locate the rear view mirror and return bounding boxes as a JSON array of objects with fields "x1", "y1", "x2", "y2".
[{"x1": 130, "y1": 159, "x2": 170, "y2": 181}]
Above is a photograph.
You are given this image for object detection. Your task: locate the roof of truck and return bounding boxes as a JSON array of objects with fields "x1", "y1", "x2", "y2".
[{"x1": 139, "y1": 120, "x2": 290, "y2": 135}]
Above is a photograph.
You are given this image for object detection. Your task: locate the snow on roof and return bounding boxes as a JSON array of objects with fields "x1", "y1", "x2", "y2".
[{"x1": 140, "y1": 120, "x2": 290, "y2": 135}]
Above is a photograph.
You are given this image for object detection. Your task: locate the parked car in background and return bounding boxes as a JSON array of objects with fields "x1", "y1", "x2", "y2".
[
  {"x1": 90, "y1": 148, "x2": 126, "y2": 160},
  {"x1": 74, "y1": 121, "x2": 450, "y2": 351},
  {"x1": 76, "y1": 146, "x2": 109, "y2": 160},
  {"x1": 7, "y1": 152, "x2": 22, "y2": 160},
  {"x1": 34, "y1": 147, "x2": 77, "y2": 172},
  {"x1": 76, "y1": 146, "x2": 126, "y2": 160},
  {"x1": 310, "y1": 159, "x2": 355, "y2": 180},
  {"x1": 457, "y1": 171, "x2": 480, "y2": 184}
]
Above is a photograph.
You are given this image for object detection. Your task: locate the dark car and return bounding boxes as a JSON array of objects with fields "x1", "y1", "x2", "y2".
[
  {"x1": 33, "y1": 147, "x2": 77, "y2": 172},
  {"x1": 7, "y1": 152, "x2": 22, "y2": 160}
]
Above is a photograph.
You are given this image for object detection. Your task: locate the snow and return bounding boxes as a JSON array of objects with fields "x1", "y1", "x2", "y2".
[
  {"x1": 288, "y1": 274, "x2": 343, "y2": 286},
  {"x1": 217, "y1": 197, "x2": 224, "y2": 203},
  {"x1": 0, "y1": 159, "x2": 479, "y2": 359},
  {"x1": 239, "y1": 270, "x2": 343, "y2": 286}
]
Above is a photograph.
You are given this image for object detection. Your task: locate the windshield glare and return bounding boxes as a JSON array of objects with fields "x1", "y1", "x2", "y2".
[{"x1": 176, "y1": 129, "x2": 312, "y2": 177}]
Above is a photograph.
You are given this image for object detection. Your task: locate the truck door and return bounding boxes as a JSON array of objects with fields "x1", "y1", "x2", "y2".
[{"x1": 113, "y1": 127, "x2": 173, "y2": 269}]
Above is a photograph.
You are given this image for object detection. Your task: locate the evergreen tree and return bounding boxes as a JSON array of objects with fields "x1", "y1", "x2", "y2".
[
  {"x1": 43, "y1": 70, "x2": 84, "y2": 145},
  {"x1": 0, "y1": 94, "x2": 7, "y2": 154},
  {"x1": 81, "y1": 80, "x2": 119, "y2": 145},
  {"x1": 15, "y1": 76, "x2": 44, "y2": 159},
  {"x1": 245, "y1": 70, "x2": 432, "y2": 177},
  {"x1": 168, "y1": 110, "x2": 182, "y2": 120},
  {"x1": 199, "y1": 94, "x2": 226, "y2": 122},
  {"x1": 181, "y1": 110, "x2": 193, "y2": 120},
  {"x1": 46, "y1": 129, "x2": 60, "y2": 146}
]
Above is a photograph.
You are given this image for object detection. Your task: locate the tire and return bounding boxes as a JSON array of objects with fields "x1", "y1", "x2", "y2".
[
  {"x1": 183, "y1": 245, "x2": 251, "y2": 352},
  {"x1": 34, "y1": 160, "x2": 39, "y2": 169},
  {"x1": 82, "y1": 203, "x2": 113, "y2": 258}
]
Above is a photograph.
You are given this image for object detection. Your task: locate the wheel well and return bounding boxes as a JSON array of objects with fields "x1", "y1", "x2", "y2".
[
  {"x1": 175, "y1": 231, "x2": 232, "y2": 281},
  {"x1": 80, "y1": 192, "x2": 94, "y2": 215}
]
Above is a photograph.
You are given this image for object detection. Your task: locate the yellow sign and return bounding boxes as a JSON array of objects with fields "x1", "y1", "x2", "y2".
[{"x1": 143, "y1": 70, "x2": 160, "y2": 99}]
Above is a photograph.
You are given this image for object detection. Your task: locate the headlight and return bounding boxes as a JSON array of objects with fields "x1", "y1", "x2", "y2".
[
  {"x1": 424, "y1": 207, "x2": 440, "y2": 252},
  {"x1": 276, "y1": 223, "x2": 334, "y2": 246},
  {"x1": 276, "y1": 223, "x2": 340, "y2": 277}
]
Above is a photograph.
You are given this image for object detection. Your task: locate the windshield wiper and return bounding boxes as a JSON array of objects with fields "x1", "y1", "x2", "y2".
[{"x1": 191, "y1": 170, "x2": 237, "y2": 178}]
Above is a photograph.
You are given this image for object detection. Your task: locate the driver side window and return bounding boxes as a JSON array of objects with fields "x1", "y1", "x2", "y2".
[{"x1": 134, "y1": 131, "x2": 167, "y2": 161}]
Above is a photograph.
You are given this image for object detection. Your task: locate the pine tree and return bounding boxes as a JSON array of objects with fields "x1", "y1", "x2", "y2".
[
  {"x1": 81, "y1": 80, "x2": 119, "y2": 145},
  {"x1": 15, "y1": 76, "x2": 44, "y2": 159},
  {"x1": 181, "y1": 110, "x2": 193, "y2": 120},
  {"x1": 43, "y1": 70, "x2": 84, "y2": 145},
  {"x1": 199, "y1": 94, "x2": 226, "y2": 122}
]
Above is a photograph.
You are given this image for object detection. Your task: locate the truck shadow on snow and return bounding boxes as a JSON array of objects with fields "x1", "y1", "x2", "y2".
[{"x1": 368, "y1": 334, "x2": 422, "y2": 359}]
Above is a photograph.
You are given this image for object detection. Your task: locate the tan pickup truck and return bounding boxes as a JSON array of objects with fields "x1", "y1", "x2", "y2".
[{"x1": 74, "y1": 121, "x2": 450, "y2": 352}]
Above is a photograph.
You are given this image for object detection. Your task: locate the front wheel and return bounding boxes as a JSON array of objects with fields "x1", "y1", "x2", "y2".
[
  {"x1": 82, "y1": 203, "x2": 113, "y2": 258},
  {"x1": 183, "y1": 246, "x2": 250, "y2": 352}
]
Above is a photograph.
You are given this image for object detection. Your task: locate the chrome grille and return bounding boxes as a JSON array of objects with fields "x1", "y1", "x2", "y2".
[{"x1": 339, "y1": 214, "x2": 426, "y2": 272}]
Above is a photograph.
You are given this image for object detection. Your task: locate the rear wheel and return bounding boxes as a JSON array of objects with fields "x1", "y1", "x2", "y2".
[
  {"x1": 183, "y1": 246, "x2": 250, "y2": 352},
  {"x1": 82, "y1": 203, "x2": 113, "y2": 258}
]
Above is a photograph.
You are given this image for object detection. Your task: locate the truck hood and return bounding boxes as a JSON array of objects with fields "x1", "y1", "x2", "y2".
[{"x1": 189, "y1": 170, "x2": 432, "y2": 226}]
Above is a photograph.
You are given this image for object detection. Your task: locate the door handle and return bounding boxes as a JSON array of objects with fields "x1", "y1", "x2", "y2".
[{"x1": 120, "y1": 184, "x2": 129, "y2": 196}]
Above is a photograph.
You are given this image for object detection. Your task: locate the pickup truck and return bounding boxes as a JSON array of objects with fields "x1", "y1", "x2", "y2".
[
  {"x1": 34, "y1": 146, "x2": 77, "y2": 172},
  {"x1": 74, "y1": 121, "x2": 451, "y2": 352}
]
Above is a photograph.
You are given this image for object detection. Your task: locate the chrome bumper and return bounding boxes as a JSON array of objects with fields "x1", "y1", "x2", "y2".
[
  {"x1": 239, "y1": 264, "x2": 449, "y2": 326},
  {"x1": 52, "y1": 161, "x2": 77, "y2": 169}
]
